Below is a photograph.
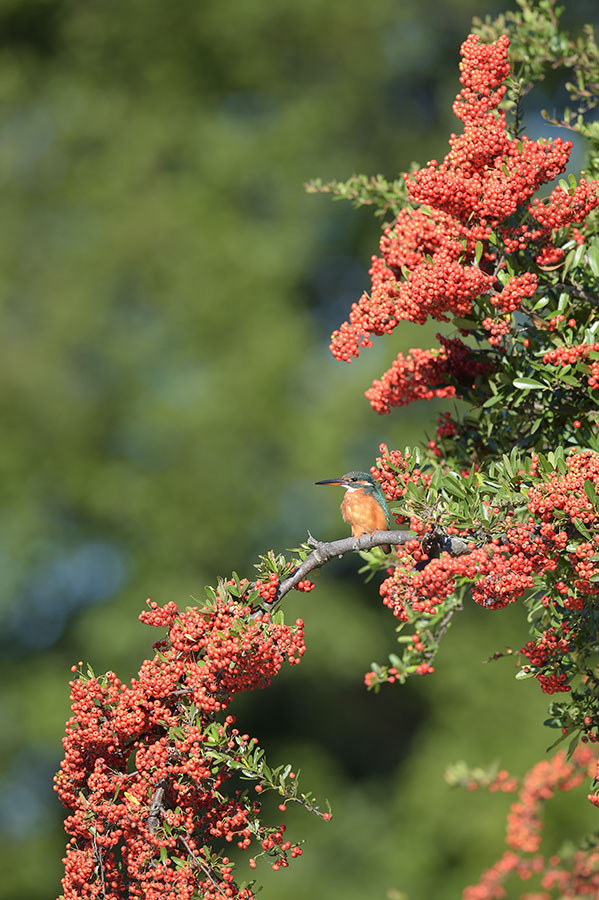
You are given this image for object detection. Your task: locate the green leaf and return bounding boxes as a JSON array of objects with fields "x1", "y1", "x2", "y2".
[
  {"x1": 532, "y1": 295, "x2": 550, "y2": 311},
  {"x1": 566, "y1": 732, "x2": 580, "y2": 760},
  {"x1": 588, "y1": 243, "x2": 599, "y2": 279},
  {"x1": 453, "y1": 316, "x2": 478, "y2": 330},
  {"x1": 584, "y1": 480, "x2": 598, "y2": 504},
  {"x1": 443, "y1": 475, "x2": 467, "y2": 499},
  {"x1": 572, "y1": 243, "x2": 586, "y2": 270},
  {"x1": 483, "y1": 392, "x2": 504, "y2": 408},
  {"x1": 501, "y1": 454, "x2": 513, "y2": 478},
  {"x1": 546, "y1": 731, "x2": 569, "y2": 752},
  {"x1": 557, "y1": 291, "x2": 570, "y2": 314},
  {"x1": 513, "y1": 377, "x2": 547, "y2": 390},
  {"x1": 573, "y1": 518, "x2": 592, "y2": 538}
]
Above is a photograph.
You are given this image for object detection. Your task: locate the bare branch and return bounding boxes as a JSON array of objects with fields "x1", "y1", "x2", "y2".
[
  {"x1": 551, "y1": 281, "x2": 599, "y2": 306},
  {"x1": 274, "y1": 530, "x2": 412, "y2": 602}
]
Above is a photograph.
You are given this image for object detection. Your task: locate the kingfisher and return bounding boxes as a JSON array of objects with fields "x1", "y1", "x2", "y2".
[{"x1": 315, "y1": 471, "x2": 391, "y2": 553}]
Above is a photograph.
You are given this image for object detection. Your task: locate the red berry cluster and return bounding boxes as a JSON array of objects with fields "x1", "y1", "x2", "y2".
[
  {"x1": 55, "y1": 592, "x2": 307, "y2": 899},
  {"x1": 464, "y1": 746, "x2": 599, "y2": 900},
  {"x1": 328, "y1": 32, "x2": 599, "y2": 412},
  {"x1": 543, "y1": 341, "x2": 599, "y2": 367},
  {"x1": 372, "y1": 444, "x2": 432, "y2": 504},
  {"x1": 379, "y1": 533, "x2": 544, "y2": 622},
  {"x1": 542, "y1": 340, "x2": 599, "y2": 395},
  {"x1": 294, "y1": 579, "x2": 315, "y2": 592},
  {"x1": 436, "y1": 412, "x2": 459, "y2": 441},
  {"x1": 530, "y1": 179, "x2": 599, "y2": 232},
  {"x1": 366, "y1": 335, "x2": 492, "y2": 414},
  {"x1": 255, "y1": 572, "x2": 280, "y2": 603},
  {"x1": 481, "y1": 313, "x2": 510, "y2": 346},
  {"x1": 489, "y1": 272, "x2": 537, "y2": 313},
  {"x1": 521, "y1": 625, "x2": 571, "y2": 668}
]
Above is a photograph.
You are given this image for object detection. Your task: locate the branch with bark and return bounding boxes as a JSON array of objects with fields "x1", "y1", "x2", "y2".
[
  {"x1": 147, "y1": 781, "x2": 167, "y2": 835},
  {"x1": 267, "y1": 528, "x2": 472, "y2": 606}
]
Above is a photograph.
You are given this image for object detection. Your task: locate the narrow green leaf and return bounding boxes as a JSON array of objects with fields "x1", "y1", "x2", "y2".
[
  {"x1": 588, "y1": 244, "x2": 599, "y2": 279},
  {"x1": 443, "y1": 475, "x2": 467, "y2": 499},
  {"x1": 546, "y1": 731, "x2": 569, "y2": 753},
  {"x1": 566, "y1": 732, "x2": 580, "y2": 760},
  {"x1": 584, "y1": 480, "x2": 598, "y2": 504},
  {"x1": 573, "y1": 518, "x2": 592, "y2": 538},
  {"x1": 530, "y1": 417, "x2": 543, "y2": 435},
  {"x1": 513, "y1": 377, "x2": 547, "y2": 390},
  {"x1": 483, "y1": 393, "x2": 504, "y2": 408}
]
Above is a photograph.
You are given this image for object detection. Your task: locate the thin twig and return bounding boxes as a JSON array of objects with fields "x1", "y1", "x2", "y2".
[
  {"x1": 180, "y1": 835, "x2": 230, "y2": 899},
  {"x1": 552, "y1": 281, "x2": 599, "y2": 306},
  {"x1": 93, "y1": 831, "x2": 107, "y2": 900},
  {"x1": 422, "y1": 597, "x2": 463, "y2": 666}
]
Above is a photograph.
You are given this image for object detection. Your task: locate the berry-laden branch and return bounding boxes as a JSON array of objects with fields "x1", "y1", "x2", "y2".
[
  {"x1": 53, "y1": 486, "x2": 483, "y2": 900},
  {"x1": 52, "y1": 514, "x2": 479, "y2": 900},
  {"x1": 54, "y1": 584, "x2": 324, "y2": 900}
]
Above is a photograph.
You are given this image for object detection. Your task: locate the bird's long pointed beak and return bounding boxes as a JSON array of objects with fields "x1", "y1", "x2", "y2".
[{"x1": 315, "y1": 478, "x2": 345, "y2": 486}]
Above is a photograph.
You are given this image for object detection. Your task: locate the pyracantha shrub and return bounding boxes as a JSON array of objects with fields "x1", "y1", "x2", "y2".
[{"x1": 56, "y1": 4, "x2": 599, "y2": 898}]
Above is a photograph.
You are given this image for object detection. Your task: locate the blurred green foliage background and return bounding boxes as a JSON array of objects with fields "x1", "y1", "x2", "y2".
[{"x1": 1, "y1": 1, "x2": 598, "y2": 898}]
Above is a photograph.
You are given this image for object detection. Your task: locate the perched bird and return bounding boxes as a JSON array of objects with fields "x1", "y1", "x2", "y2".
[{"x1": 315, "y1": 471, "x2": 391, "y2": 553}]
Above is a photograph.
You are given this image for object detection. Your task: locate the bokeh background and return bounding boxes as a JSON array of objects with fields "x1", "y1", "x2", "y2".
[{"x1": 1, "y1": 2, "x2": 598, "y2": 898}]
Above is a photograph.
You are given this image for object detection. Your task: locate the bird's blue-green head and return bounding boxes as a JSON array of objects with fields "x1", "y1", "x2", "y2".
[{"x1": 315, "y1": 471, "x2": 390, "y2": 526}]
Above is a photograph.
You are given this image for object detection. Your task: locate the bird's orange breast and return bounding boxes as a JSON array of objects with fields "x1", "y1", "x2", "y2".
[{"x1": 341, "y1": 489, "x2": 388, "y2": 537}]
